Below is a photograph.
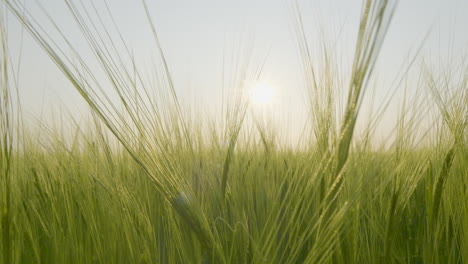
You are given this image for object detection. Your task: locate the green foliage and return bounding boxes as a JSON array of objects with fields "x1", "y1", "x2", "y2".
[{"x1": 1, "y1": 0, "x2": 468, "y2": 263}]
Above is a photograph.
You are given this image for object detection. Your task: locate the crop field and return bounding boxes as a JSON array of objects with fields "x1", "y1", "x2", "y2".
[{"x1": 1, "y1": 0, "x2": 467, "y2": 263}]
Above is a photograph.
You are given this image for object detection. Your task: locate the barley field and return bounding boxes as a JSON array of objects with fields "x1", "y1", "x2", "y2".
[{"x1": 1, "y1": 0, "x2": 467, "y2": 263}]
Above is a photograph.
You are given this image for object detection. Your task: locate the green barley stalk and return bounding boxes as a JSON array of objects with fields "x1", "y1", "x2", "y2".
[
  {"x1": 0, "y1": 15, "x2": 13, "y2": 264},
  {"x1": 422, "y1": 59, "x2": 468, "y2": 228},
  {"x1": 431, "y1": 146, "x2": 456, "y2": 228},
  {"x1": 335, "y1": 0, "x2": 397, "y2": 178}
]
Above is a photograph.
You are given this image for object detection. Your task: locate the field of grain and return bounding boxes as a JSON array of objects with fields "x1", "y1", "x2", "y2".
[{"x1": 1, "y1": 0, "x2": 467, "y2": 263}]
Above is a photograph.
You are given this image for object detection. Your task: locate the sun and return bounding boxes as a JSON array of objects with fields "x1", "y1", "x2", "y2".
[{"x1": 250, "y1": 83, "x2": 274, "y2": 105}]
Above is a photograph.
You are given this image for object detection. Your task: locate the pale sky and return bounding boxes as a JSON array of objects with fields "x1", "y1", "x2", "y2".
[{"x1": 4, "y1": 0, "x2": 468, "y2": 145}]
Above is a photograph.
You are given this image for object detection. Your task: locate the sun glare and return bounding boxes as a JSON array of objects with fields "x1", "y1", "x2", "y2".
[{"x1": 251, "y1": 83, "x2": 274, "y2": 105}]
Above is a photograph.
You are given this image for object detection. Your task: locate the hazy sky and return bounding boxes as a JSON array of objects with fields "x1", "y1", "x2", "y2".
[{"x1": 4, "y1": 0, "x2": 468, "y2": 144}]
